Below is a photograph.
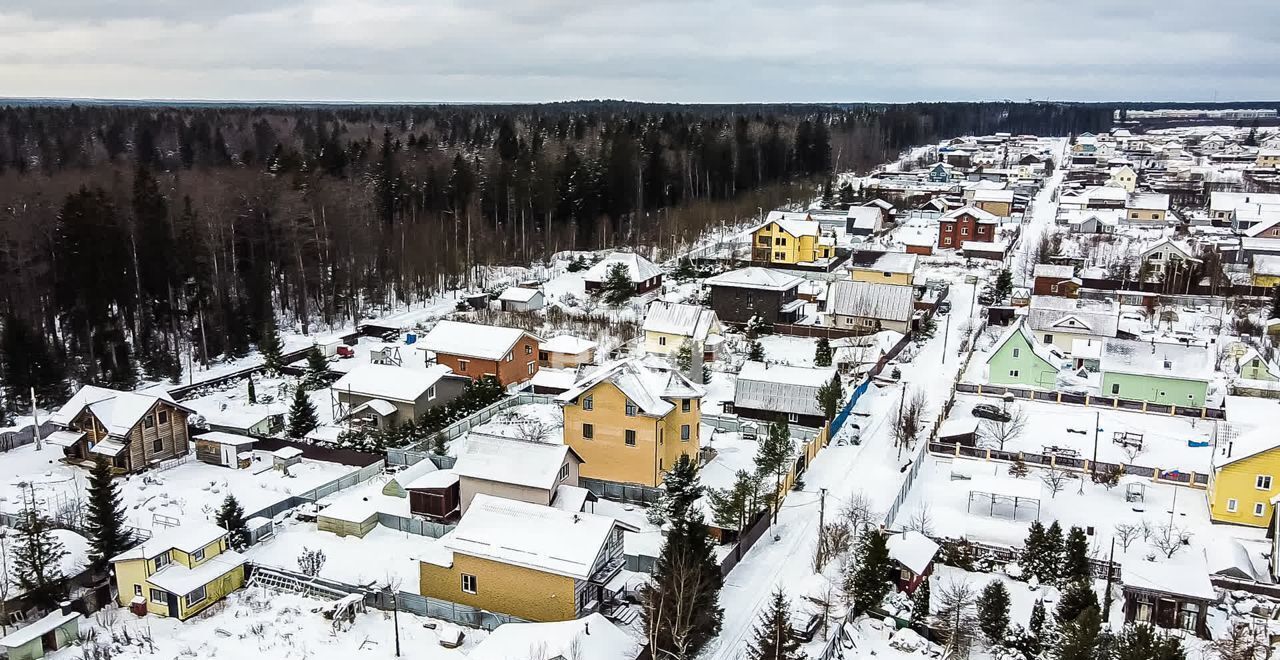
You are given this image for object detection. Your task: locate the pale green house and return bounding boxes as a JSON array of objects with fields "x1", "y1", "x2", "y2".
[
  {"x1": 986, "y1": 321, "x2": 1063, "y2": 389},
  {"x1": 1099, "y1": 338, "x2": 1213, "y2": 407},
  {"x1": 0, "y1": 609, "x2": 81, "y2": 660},
  {"x1": 1238, "y1": 349, "x2": 1279, "y2": 382}
]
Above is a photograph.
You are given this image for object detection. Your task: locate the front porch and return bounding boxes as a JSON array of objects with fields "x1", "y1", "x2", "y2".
[{"x1": 46, "y1": 430, "x2": 131, "y2": 473}]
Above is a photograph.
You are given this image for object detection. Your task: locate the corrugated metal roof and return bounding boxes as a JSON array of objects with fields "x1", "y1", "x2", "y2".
[{"x1": 826, "y1": 281, "x2": 914, "y2": 322}]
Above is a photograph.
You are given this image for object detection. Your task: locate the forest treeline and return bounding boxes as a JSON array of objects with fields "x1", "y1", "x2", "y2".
[{"x1": 0, "y1": 101, "x2": 1111, "y2": 408}]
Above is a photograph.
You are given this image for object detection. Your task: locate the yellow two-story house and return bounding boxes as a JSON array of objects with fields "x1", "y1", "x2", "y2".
[
  {"x1": 419, "y1": 494, "x2": 636, "y2": 622},
  {"x1": 642, "y1": 301, "x2": 722, "y2": 357},
  {"x1": 751, "y1": 213, "x2": 834, "y2": 267},
  {"x1": 111, "y1": 522, "x2": 246, "y2": 620},
  {"x1": 849, "y1": 251, "x2": 918, "y2": 287},
  {"x1": 558, "y1": 358, "x2": 703, "y2": 487},
  {"x1": 1209, "y1": 428, "x2": 1280, "y2": 527},
  {"x1": 1257, "y1": 149, "x2": 1280, "y2": 169}
]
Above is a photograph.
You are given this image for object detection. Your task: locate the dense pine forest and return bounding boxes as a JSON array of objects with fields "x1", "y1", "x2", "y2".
[{"x1": 0, "y1": 101, "x2": 1110, "y2": 408}]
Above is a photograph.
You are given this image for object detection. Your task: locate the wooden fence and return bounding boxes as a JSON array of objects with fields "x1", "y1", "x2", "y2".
[
  {"x1": 954, "y1": 382, "x2": 1226, "y2": 420},
  {"x1": 926, "y1": 441, "x2": 1209, "y2": 488}
]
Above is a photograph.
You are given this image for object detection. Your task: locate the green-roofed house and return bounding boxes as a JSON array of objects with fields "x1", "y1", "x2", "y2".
[{"x1": 985, "y1": 320, "x2": 1064, "y2": 389}]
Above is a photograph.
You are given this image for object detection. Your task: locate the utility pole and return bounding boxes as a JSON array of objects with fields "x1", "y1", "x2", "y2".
[
  {"x1": 941, "y1": 312, "x2": 951, "y2": 364},
  {"x1": 390, "y1": 589, "x2": 401, "y2": 656},
  {"x1": 1090, "y1": 411, "x2": 1100, "y2": 479},
  {"x1": 30, "y1": 387, "x2": 41, "y2": 451},
  {"x1": 818, "y1": 488, "x2": 827, "y2": 533},
  {"x1": 1102, "y1": 537, "x2": 1116, "y2": 618},
  {"x1": 896, "y1": 383, "x2": 908, "y2": 459}
]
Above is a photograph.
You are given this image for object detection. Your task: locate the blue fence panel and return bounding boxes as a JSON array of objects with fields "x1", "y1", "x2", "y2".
[{"x1": 830, "y1": 377, "x2": 871, "y2": 438}]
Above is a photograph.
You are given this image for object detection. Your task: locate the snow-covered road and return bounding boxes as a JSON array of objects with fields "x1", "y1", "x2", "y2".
[
  {"x1": 1010, "y1": 138, "x2": 1068, "y2": 286},
  {"x1": 703, "y1": 280, "x2": 979, "y2": 659}
]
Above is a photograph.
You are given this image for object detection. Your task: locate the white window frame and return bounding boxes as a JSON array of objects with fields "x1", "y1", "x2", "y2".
[
  {"x1": 527, "y1": 362, "x2": 535, "y2": 375},
  {"x1": 184, "y1": 585, "x2": 207, "y2": 608},
  {"x1": 134, "y1": 584, "x2": 143, "y2": 596},
  {"x1": 787, "y1": 413, "x2": 799, "y2": 423},
  {"x1": 582, "y1": 395, "x2": 593, "y2": 411},
  {"x1": 558, "y1": 464, "x2": 569, "y2": 481},
  {"x1": 1255, "y1": 502, "x2": 1266, "y2": 517},
  {"x1": 154, "y1": 552, "x2": 171, "y2": 569},
  {"x1": 625, "y1": 400, "x2": 638, "y2": 417},
  {"x1": 461, "y1": 574, "x2": 477, "y2": 594},
  {"x1": 427, "y1": 385, "x2": 436, "y2": 401},
  {"x1": 658, "y1": 336, "x2": 666, "y2": 346},
  {"x1": 505, "y1": 352, "x2": 513, "y2": 362},
  {"x1": 1227, "y1": 498, "x2": 1238, "y2": 513},
  {"x1": 150, "y1": 588, "x2": 168, "y2": 605},
  {"x1": 192, "y1": 548, "x2": 205, "y2": 562},
  {"x1": 1257, "y1": 475, "x2": 1273, "y2": 490}
]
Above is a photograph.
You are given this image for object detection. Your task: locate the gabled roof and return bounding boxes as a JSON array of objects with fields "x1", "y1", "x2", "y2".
[
  {"x1": 540, "y1": 334, "x2": 597, "y2": 355},
  {"x1": 846, "y1": 207, "x2": 883, "y2": 229},
  {"x1": 1121, "y1": 555, "x2": 1215, "y2": 601},
  {"x1": 1141, "y1": 238, "x2": 1198, "y2": 262},
  {"x1": 940, "y1": 205, "x2": 999, "y2": 224},
  {"x1": 51, "y1": 385, "x2": 191, "y2": 438},
  {"x1": 1127, "y1": 192, "x2": 1171, "y2": 211},
  {"x1": 887, "y1": 531, "x2": 939, "y2": 575},
  {"x1": 642, "y1": 301, "x2": 719, "y2": 341},
  {"x1": 558, "y1": 358, "x2": 704, "y2": 417},
  {"x1": 1217, "y1": 427, "x2": 1280, "y2": 469},
  {"x1": 1033, "y1": 264, "x2": 1075, "y2": 280},
  {"x1": 582, "y1": 251, "x2": 662, "y2": 283},
  {"x1": 432, "y1": 494, "x2": 624, "y2": 580},
  {"x1": 1026, "y1": 296, "x2": 1120, "y2": 338},
  {"x1": 420, "y1": 320, "x2": 539, "y2": 361},
  {"x1": 1253, "y1": 254, "x2": 1280, "y2": 277},
  {"x1": 0, "y1": 610, "x2": 80, "y2": 649},
  {"x1": 974, "y1": 189, "x2": 1015, "y2": 203},
  {"x1": 147, "y1": 550, "x2": 247, "y2": 596},
  {"x1": 760, "y1": 213, "x2": 821, "y2": 238},
  {"x1": 704, "y1": 267, "x2": 804, "y2": 292},
  {"x1": 497, "y1": 286, "x2": 542, "y2": 303},
  {"x1": 985, "y1": 320, "x2": 1063, "y2": 369},
  {"x1": 826, "y1": 281, "x2": 915, "y2": 322},
  {"x1": 453, "y1": 434, "x2": 581, "y2": 491},
  {"x1": 111, "y1": 521, "x2": 228, "y2": 562},
  {"x1": 734, "y1": 361, "x2": 837, "y2": 418},
  {"x1": 851, "y1": 251, "x2": 918, "y2": 275},
  {"x1": 1100, "y1": 338, "x2": 1215, "y2": 382},
  {"x1": 332, "y1": 364, "x2": 452, "y2": 402}
]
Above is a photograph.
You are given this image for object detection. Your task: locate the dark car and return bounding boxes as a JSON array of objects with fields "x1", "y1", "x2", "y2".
[
  {"x1": 971, "y1": 403, "x2": 1011, "y2": 422},
  {"x1": 937, "y1": 300, "x2": 952, "y2": 315}
]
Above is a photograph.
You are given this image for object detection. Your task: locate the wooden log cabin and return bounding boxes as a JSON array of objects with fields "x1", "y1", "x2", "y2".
[{"x1": 46, "y1": 386, "x2": 195, "y2": 474}]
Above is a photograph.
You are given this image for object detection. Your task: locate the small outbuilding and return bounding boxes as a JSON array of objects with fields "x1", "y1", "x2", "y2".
[
  {"x1": 498, "y1": 287, "x2": 546, "y2": 312},
  {"x1": 0, "y1": 607, "x2": 82, "y2": 660},
  {"x1": 272, "y1": 446, "x2": 304, "y2": 470},
  {"x1": 1121, "y1": 555, "x2": 1215, "y2": 638},
  {"x1": 406, "y1": 469, "x2": 462, "y2": 523},
  {"x1": 193, "y1": 432, "x2": 257, "y2": 468},
  {"x1": 936, "y1": 418, "x2": 979, "y2": 447},
  {"x1": 886, "y1": 530, "x2": 940, "y2": 595}
]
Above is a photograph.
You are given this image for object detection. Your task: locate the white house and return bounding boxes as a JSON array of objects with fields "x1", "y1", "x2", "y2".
[{"x1": 497, "y1": 287, "x2": 545, "y2": 312}]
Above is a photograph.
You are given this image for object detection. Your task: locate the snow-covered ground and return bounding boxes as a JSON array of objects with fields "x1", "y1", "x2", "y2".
[
  {"x1": 0, "y1": 527, "x2": 88, "y2": 598},
  {"x1": 78, "y1": 589, "x2": 483, "y2": 659},
  {"x1": 247, "y1": 519, "x2": 427, "y2": 589},
  {"x1": 0, "y1": 441, "x2": 357, "y2": 534}
]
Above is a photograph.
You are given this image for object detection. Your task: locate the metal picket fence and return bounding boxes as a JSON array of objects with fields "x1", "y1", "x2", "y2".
[{"x1": 376, "y1": 512, "x2": 455, "y2": 539}]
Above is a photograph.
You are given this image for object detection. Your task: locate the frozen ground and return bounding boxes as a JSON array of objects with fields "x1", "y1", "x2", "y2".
[
  {"x1": 246, "y1": 519, "x2": 427, "y2": 589},
  {"x1": 75, "y1": 589, "x2": 482, "y2": 659},
  {"x1": 0, "y1": 442, "x2": 357, "y2": 533}
]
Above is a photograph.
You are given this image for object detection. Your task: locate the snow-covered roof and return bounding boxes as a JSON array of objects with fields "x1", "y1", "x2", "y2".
[
  {"x1": 1128, "y1": 193, "x2": 1171, "y2": 211},
  {"x1": 940, "y1": 206, "x2": 999, "y2": 223},
  {"x1": 1033, "y1": 264, "x2": 1075, "y2": 280},
  {"x1": 390, "y1": 457, "x2": 439, "y2": 488},
  {"x1": 1026, "y1": 296, "x2": 1120, "y2": 338},
  {"x1": 1141, "y1": 238, "x2": 1198, "y2": 262},
  {"x1": 350, "y1": 399, "x2": 397, "y2": 417},
  {"x1": 51, "y1": 385, "x2": 189, "y2": 438},
  {"x1": 551, "y1": 484, "x2": 594, "y2": 513},
  {"x1": 855, "y1": 251, "x2": 918, "y2": 275},
  {"x1": 864, "y1": 198, "x2": 896, "y2": 212},
  {"x1": 582, "y1": 251, "x2": 662, "y2": 284},
  {"x1": 826, "y1": 281, "x2": 915, "y2": 323},
  {"x1": 405, "y1": 468, "x2": 459, "y2": 490},
  {"x1": 1071, "y1": 338, "x2": 1104, "y2": 360},
  {"x1": 847, "y1": 207, "x2": 883, "y2": 229},
  {"x1": 1204, "y1": 538, "x2": 1258, "y2": 581},
  {"x1": 453, "y1": 434, "x2": 580, "y2": 491},
  {"x1": 540, "y1": 334, "x2": 597, "y2": 355},
  {"x1": 762, "y1": 212, "x2": 822, "y2": 238},
  {"x1": 468, "y1": 613, "x2": 638, "y2": 660},
  {"x1": 961, "y1": 240, "x2": 1009, "y2": 253},
  {"x1": 529, "y1": 367, "x2": 579, "y2": 392},
  {"x1": 1082, "y1": 185, "x2": 1129, "y2": 202},
  {"x1": 559, "y1": 358, "x2": 704, "y2": 417},
  {"x1": 1254, "y1": 255, "x2": 1280, "y2": 277},
  {"x1": 1211, "y1": 192, "x2": 1280, "y2": 213},
  {"x1": 1216, "y1": 427, "x2": 1280, "y2": 469},
  {"x1": 0, "y1": 610, "x2": 80, "y2": 649},
  {"x1": 1100, "y1": 339, "x2": 1215, "y2": 382},
  {"x1": 193, "y1": 431, "x2": 258, "y2": 447},
  {"x1": 273, "y1": 447, "x2": 304, "y2": 460},
  {"x1": 1121, "y1": 555, "x2": 1216, "y2": 601},
  {"x1": 704, "y1": 267, "x2": 804, "y2": 292},
  {"x1": 642, "y1": 301, "x2": 719, "y2": 341},
  {"x1": 434, "y1": 495, "x2": 623, "y2": 580},
  {"x1": 937, "y1": 418, "x2": 979, "y2": 438},
  {"x1": 985, "y1": 321, "x2": 1063, "y2": 369},
  {"x1": 420, "y1": 320, "x2": 538, "y2": 361},
  {"x1": 974, "y1": 189, "x2": 1015, "y2": 203},
  {"x1": 1242, "y1": 209, "x2": 1280, "y2": 237},
  {"x1": 330, "y1": 360, "x2": 450, "y2": 401},
  {"x1": 497, "y1": 286, "x2": 542, "y2": 303},
  {"x1": 111, "y1": 521, "x2": 228, "y2": 562},
  {"x1": 734, "y1": 361, "x2": 836, "y2": 418},
  {"x1": 887, "y1": 530, "x2": 939, "y2": 575},
  {"x1": 147, "y1": 550, "x2": 247, "y2": 596}
]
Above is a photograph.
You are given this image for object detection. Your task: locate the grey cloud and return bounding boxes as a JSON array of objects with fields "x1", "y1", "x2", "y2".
[{"x1": 0, "y1": 0, "x2": 1276, "y2": 102}]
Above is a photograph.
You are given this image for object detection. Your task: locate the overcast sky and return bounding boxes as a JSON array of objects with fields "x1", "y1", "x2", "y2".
[{"x1": 0, "y1": 0, "x2": 1276, "y2": 103}]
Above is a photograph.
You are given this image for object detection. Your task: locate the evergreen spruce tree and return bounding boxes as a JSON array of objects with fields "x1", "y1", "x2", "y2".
[
  {"x1": 849, "y1": 530, "x2": 893, "y2": 615},
  {"x1": 602, "y1": 263, "x2": 636, "y2": 306},
  {"x1": 816, "y1": 374, "x2": 844, "y2": 421},
  {"x1": 1056, "y1": 579, "x2": 1100, "y2": 625},
  {"x1": 216, "y1": 494, "x2": 250, "y2": 550},
  {"x1": 755, "y1": 420, "x2": 793, "y2": 524},
  {"x1": 814, "y1": 337, "x2": 833, "y2": 367},
  {"x1": 1054, "y1": 606, "x2": 1102, "y2": 660},
  {"x1": 12, "y1": 506, "x2": 68, "y2": 609},
  {"x1": 746, "y1": 589, "x2": 805, "y2": 660},
  {"x1": 1041, "y1": 521, "x2": 1065, "y2": 585},
  {"x1": 642, "y1": 455, "x2": 723, "y2": 658},
  {"x1": 1061, "y1": 526, "x2": 1091, "y2": 585},
  {"x1": 85, "y1": 456, "x2": 130, "y2": 566},
  {"x1": 911, "y1": 579, "x2": 931, "y2": 624},
  {"x1": 1028, "y1": 599, "x2": 1046, "y2": 638},
  {"x1": 247, "y1": 376, "x2": 257, "y2": 404},
  {"x1": 977, "y1": 581, "x2": 1011, "y2": 644},
  {"x1": 304, "y1": 345, "x2": 328, "y2": 389},
  {"x1": 260, "y1": 314, "x2": 283, "y2": 373},
  {"x1": 1112, "y1": 623, "x2": 1186, "y2": 660},
  {"x1": 1020, "y1": 520, "x2": 1046, "y2": 582},
  {"x1": 1270, "y1": 286, "x2": 1280, "y2": 320},
  {"x1": 288, "y1": 385, "x2": 319, "y2": 438},
  {"x1": 747, "y1": 339, "x2": 764, "y2": 362},
  {"x1": 647, "y1": 453, "x2": 702, "y2": 526}
]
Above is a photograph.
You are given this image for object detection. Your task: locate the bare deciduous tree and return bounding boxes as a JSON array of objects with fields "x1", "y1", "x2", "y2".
[
  {"x1": 903, "y1": 505, "x2": 935, "y2": 537},
  {"x1": 1113, "y1": 523, "x2": 1140, "y2": 552},
  {"x1": 841, "y1": 492, "x2": 879, "y2": 539},
  {"x1": 1040, "y1": 468, "x2": 1071, "y2": 498},
  {"x1": 892, "y1": 387, "x2": 928, "y2": 451},
  {"x1": 1213, "y1": 621, "x2": 1269, "y2": 660},
  {"x1": 935, "y1": 579, "x2": 979, "y2": 660},
  {"x1": 515, "y1": 417, "x2": 557, "y2": 444},
  {"x1": 813, "y1": 521, "x2": 853, "y2": 572},
  {"x1": 977, "y1": 405, "x2": 1027, "y2": 451},
  {"x1": 1150, "y1": 523, "x2": 1192, "y2": 559}
]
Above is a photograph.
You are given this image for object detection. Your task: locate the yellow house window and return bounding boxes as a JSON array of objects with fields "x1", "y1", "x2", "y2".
[
  {"x1": 193, "y1": 548, "x2": 205, "y2": 562},
  {"x1": 625, "y1": 400, "x2": 638, "y2": 417},
  {"x1": 150, "y1": 588, "x2": 167, "y2": 605},
  {"x1": 681, "y1": 425, "x2": 691, "y2": 441},
  {"x1": 582, "y1": 423, "x2": 594, "y2": 439},
  {"x1": 154, "y1": 552, "x2": 171, "y2": 569},
  {"x1": 1257, "y1": 475, "x2": 1273, "y2": 490},
  {"x1": 1255, "y1": 503, "x2": 1266, "y2": 517},
  {"x1": 659, "y1": 337, "x2": 666, "y2": 346},
  {"x1": 682, "y1": 399, "x2": 691, "y2": 413},
  {"x1": 461, "y1": 574, "x2": 477, "y2": 594},
  {"x1": 625, "y1": 430, "x2": 637, "y2": 446},
  {"x1": 583, "y1": 395, "x2": 593, "y2": 411},
  {"x1": 184, "y1": 585, "x2": 207, "y2": 608},
  {"x1": 1227, "y1": 498, "x2": 1238, "y2": 513}
]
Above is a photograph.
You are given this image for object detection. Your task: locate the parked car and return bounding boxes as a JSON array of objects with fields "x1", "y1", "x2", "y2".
[
  {"x1": 937, "y1": 300, "x2": 952, "y2": 315},
  {"x1": 970, "y1": 403, "x2": 1011, "y2": 422}
]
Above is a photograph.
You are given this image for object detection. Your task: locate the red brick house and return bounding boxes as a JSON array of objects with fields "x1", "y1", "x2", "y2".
[
  {"x1": 937, "y1": 206, "x2": 999, "y2": 250},
  {"x1": 419, "y1": 320, "x2": 541, "y2": 387}
]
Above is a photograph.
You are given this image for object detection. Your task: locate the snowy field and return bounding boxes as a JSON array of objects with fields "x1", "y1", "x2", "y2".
[
  {"x1": 0, "y1": 442, "x2": 357, "y2": 534},
  {"x1": 78, "y1": 589, "x2": 483, "y2": 659},
  {"x1": 892, "y1": 454, "x2": 1269, "y2": 575},
  {"x1": 246, "y1": 519, "x2": 428, "y2": 589},
  {"x1": 947, "y1": 393, "x2": 1217, "y2": 474}
]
